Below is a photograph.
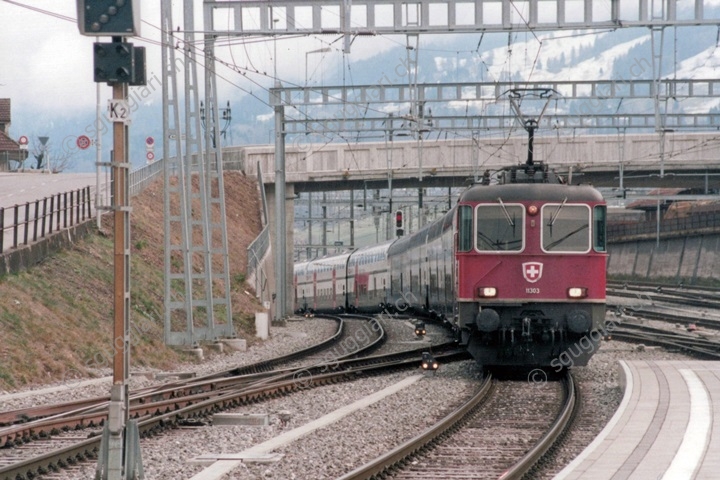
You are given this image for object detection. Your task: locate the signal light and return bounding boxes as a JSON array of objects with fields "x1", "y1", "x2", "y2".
[
  {"x1": 77, "y1": 0, "x2": 141, "y2": 36},
  {"x1": 395, "y1": 210, "x2": 403, "y2": 228},
  {"x1": 93, "y1": 42, "x2": 146, "y2": 85},
  {"x1": 94, "y1": 42, "x2": 132, "y2": 83},
  {"x1": 421, "y1": 351, "x2": 438, "y2": 370}
]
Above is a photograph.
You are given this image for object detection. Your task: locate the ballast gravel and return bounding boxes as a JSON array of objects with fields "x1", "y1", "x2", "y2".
[{"x1": 1, "y1": 314, "x2": 702, "y2": 479}]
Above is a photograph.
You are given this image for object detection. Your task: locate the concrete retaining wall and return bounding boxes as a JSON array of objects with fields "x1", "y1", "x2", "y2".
[
  {"x1": 0, "y1": 220, "x2": 95, "y2": 276},
  {"x1": 608, "y1": 234, "x2": 720, "y2": 283}
]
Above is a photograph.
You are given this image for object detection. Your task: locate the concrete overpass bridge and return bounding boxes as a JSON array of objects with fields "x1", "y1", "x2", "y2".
[{"x1": 224, "y1": 131, "x2": 720, "y2": 193}]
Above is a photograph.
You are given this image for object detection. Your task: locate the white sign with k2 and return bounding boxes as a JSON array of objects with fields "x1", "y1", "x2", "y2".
[{"x1": 107, "y1": 99, "x2": 131, "y2": 125}]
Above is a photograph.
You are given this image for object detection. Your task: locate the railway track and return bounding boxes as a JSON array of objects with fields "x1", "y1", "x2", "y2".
[
  {"x1": 607, "y1": 281, "x2": 720, "y2": 311},
  {"x1": 339, "y1": 371, "x2": 578, "y2": 480},
  {"x1": 605, "y1": 280, "x2": 720, "y2": 358},
  {"x1": 609, "y1": 322, "x2": 720, "y2": 359},
  {"x1": 0, "y1": 314, "x2": 366, "y2": 430},
  {"x1": 0, "y1": 314, "x2": 462, "y2": 480}
]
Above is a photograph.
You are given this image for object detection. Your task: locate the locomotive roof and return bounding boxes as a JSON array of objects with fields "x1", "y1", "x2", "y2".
[{"x1": 458, "y1": 183, "x2": 604, "y2": 203}]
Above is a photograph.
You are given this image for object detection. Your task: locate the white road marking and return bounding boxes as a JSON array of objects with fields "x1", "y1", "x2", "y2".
[
  {"x1": 188, "y1": 374, "x2": 424, "y2": 480},
  {"x1": 661, "y1": 368, "x2": 711, "y2": 480}
]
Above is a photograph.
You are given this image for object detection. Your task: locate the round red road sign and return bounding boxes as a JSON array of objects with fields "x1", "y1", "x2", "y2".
[
  {"x1": 146, "y1": 151, "x2": 155, "y2": 161},
  {"x1": 76, "y1": 135, "x2": 92, "y2": 150},
  {"x1": 18, "y1": 135, "x2": 28, "y2": 145},
  {"x1": 145, "y1": 136, "x2": 155, "y2": 146}
]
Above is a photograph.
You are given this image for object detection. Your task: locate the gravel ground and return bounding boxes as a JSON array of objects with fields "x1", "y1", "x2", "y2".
[
  {"x1": 2, "y1": 313, "x2": 703, "y2": 480},
  {"x1": 0, "y1": 317, "x2": 339, "y2": 412}
]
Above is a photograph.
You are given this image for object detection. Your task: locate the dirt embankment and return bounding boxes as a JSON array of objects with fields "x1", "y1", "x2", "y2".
[{"x1": 0, "y1": 171, "x2": 265, "y2": 391}]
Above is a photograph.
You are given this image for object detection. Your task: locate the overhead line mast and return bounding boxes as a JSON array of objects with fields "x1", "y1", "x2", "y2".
[{"x1": 202, "y1": 0, "x2": 710, "y2": 321}]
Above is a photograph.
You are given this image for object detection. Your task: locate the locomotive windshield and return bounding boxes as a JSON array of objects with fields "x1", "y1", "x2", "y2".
[
  {"x1": 476, "y1": 204, "x2": 524, "y2": 251},
  {"x1": 542, "y1": 204, "x2": 591, "y2": 252}
]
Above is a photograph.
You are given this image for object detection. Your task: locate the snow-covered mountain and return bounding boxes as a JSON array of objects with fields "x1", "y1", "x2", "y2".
[{"x1": 9, "y1": 26, "x2": 720, "y2": 173}]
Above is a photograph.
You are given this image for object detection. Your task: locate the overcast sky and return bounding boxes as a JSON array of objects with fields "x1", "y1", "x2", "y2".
[
  {"x1": 0, "y1": 1, "x2": 403, "y2": 120},
  {"x1": 1, "y1": 1, "x2": 102, "y2": 114},
  {"x1": 6, "y1": 0, "x2": 720, "y2": 151}
]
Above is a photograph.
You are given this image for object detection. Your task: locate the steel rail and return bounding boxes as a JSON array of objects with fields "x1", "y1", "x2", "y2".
[
  {"x1": 498, "y1": 372, "x2": 578, "y2": 480},
  {"x1": 0, "y1": 316, "x2": 451, "y2": 479},
  {"x1": 338, "y1": 371, "x2": 577, "y2": 480},
  {"x1": 610, "y1": 328, "x2": 720, "y2": 360},
  {"x1": 0, "y1": 315, "x2": 346, "y2": 430},
  {"x1": 337, "y1": 373, "x2": 494, "y2": 480},
  {"x1": 0, "y1": 350, "x2": 464, "y2": 480},
  {"x1": 606, "y1": 303, "x2": 720, "y2": 331},
  {"x1": 0, "y1": 315, "x2": 390, "y2": 448}
]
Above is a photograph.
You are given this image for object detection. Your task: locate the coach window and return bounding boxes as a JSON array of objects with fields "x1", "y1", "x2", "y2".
[
  {"x1": 476, "y1": 204, "x2": 524, "y2": 251},
  {"x1": 593, "y1": 205, "x2": 607, "y2": 252},
  {"x1": 458, "y1": 205, "x2": 473, "y2": 252},
  {"x1": 542, "y1": 204, "x2": 590, "y2": 252}
]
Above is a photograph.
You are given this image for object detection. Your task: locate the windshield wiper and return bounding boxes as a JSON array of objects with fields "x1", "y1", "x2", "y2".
[
  {"x1": 497, "y1": 197, "x2": 515, "y2": 227},
  {"x1": 546, "y1": 224, "x2": 588, "y2": 250},
  {"x1": 549, "y1": 197, "x2": 568, "y2": 226}
]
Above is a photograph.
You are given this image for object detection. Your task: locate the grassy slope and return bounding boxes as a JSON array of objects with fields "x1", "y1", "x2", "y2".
[{"x1": 0, "y1": 172, "x2": 265, "y2": 390}]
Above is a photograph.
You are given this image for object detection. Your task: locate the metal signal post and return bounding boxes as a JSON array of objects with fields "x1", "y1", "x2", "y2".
[
  {"x1": 93, "y1": 39, "x2": 144, "y2": 480},
  {"x1": 77, "y1": 3, "x2": 146, "y2": 476}
]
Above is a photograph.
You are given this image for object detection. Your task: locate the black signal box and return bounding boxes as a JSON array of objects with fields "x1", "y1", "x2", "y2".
[
  {"x1": 94, "y1": 42, "x2": 146, "y2": 85},
  {"x1": 77, "y1": 0, "x2": 141, "y2": 37}
]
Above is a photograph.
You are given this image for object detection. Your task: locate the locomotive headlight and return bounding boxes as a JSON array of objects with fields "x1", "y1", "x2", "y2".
[
  {"x1": 568, "y1": 287, "x2": 588, "y2": 298},
  {"x1": 477, "y1": 287, "x2": 497, "y2": 298},
  {"x1": 527, "y1": 205, "x2": 539, "y2": 216}
]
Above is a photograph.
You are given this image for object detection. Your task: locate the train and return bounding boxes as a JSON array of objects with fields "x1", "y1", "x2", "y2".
[{"x1": 293, "y1": 161, "x2": 607, "y2": 369}]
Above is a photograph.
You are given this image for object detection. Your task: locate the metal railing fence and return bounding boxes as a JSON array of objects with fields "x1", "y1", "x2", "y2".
[
  {"x1": 129, "y1": 158, "x2": 164, "y2": 197},
  {"x1": 0, "y1": 187, "x2": 93, "y2": 252},
  {"x1": 1, "y1": 156, "x2": 266, "y2": 268},
  {"x1": 246, "y1": 162, "x2": 270, "y2": 301},
  {"x1": 247, "y1": 225, "x2": 270, "y2": 294},
  {"x1": 608, "y1": 210, "x2": 720, "y2": 241}
]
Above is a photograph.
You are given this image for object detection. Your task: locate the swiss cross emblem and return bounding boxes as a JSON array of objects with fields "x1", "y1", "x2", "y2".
[{"x1": 522, "y1": 262, "x2": 543, "y2": 283}]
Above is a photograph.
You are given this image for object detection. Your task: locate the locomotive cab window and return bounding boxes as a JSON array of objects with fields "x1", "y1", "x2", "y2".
[
  {"x1": 593, "y1": 205, "x2": 607, "y2": 252},
  {"x1": 475, "y1": 203, "x2": 524, "y2": 252},
  {"x1": 541, "y1": 203, "x2": 591, "y2": 253},
  {"x1": 457, "y1": 205, "x2": 473, "y2": 252}
]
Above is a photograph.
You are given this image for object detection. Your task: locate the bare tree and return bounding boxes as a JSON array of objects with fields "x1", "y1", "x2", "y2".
[{"x1": 28, "y1": 136, "x2": 76, "y2": 173}]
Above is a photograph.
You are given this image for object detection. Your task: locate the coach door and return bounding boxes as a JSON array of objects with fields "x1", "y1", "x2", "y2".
[
  {"x1": 332, "y1": 268, "x2": 337, "y2": 309},
  {"x1": 312, "y1": 271, "x2": 317, "y2": 310}
]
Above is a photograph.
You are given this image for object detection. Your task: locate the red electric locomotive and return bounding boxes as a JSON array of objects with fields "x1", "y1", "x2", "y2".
[{"x1": 455, "y1": 164, "x2": 607, "y2": 368}]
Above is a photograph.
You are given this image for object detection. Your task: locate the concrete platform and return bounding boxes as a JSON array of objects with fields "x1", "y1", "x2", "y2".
[{"x1": 555, "y1": 360, "x2": 719, "y2": 480}]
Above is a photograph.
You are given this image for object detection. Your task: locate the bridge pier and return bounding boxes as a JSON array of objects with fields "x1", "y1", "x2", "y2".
[{"x1": 265, "y1": 181, "x2": 295, "y2": 322}]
